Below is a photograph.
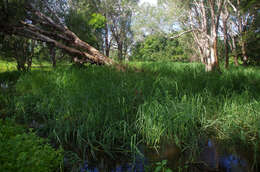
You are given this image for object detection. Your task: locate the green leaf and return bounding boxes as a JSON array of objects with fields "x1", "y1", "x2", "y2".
[
  {"x1": 155, "y1": 166, "x2": 162, "y2": 172},
  {"x1": 156, "y1": 162, "x2": 161, "y2": 165},
  {"x1": 165, "y1": 169, "x2": 173, "y2": 172},
  {"x1": 162, "y1": 160, "x2": 167, "y2": 166}
]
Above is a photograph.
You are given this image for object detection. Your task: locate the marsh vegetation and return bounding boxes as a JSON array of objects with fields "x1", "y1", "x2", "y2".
[
  {"x1": 0, "y1": 0, "x2": 259, "y2": 171},
  {"x1": 1, "y1": 61, "x2": 260, "y2": 171}
]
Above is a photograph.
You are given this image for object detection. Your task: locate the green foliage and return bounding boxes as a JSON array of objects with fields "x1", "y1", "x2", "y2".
[
  {"x1": 154, "y1": 160, "x2": 172, "y2": 172},
  {"x1": 0, "y1": 35, "x2": 34, "y2": 71},
  {"x1": 237, "y1": 0, "x2": 260, "y2": 65},
  {"x1": 89, "y1": 13, "x2": 106, "y2": 30},
  {"x1": 14, "y1": 66, "x2": 149, "y2": 160},
  {"x1": 0, "y1": 119, "x2": 25, "y2": 139},
  {"x1": 131, "y1": 34, "x2": 187, "y2": 61},
  {"x1": 0, "y1": 0, "x2": 27, "y2": 25},
  {"x1": 65, "y1": 1, "x2": 105, "y2": 48},
  {"x1": 0, "y1": 69, "x2": 21, "y2": 118},
  {"x1": 244, "y1": 8, "x2": 260, "y2": 65},
  {"x1": 245, "y1": 30, "x2": 260, "y2": 65},
  {"x1": 0, "y1": 119, "x2": 63, "y2": 172},
  {"x1": 240, "y1": 0, "x2": 260, "y2": 11},
  {"x1": 0, "y1": 62, "x2": 259, "y2": 170}
]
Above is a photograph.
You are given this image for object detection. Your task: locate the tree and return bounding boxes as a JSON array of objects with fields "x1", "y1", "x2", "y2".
[
  {"x1": 0, "y1": 35, "x2": 35, "y2": 71},
  {"x1": 107, "y1": 0, "x2": 138, "y2": 60},
  {"x1": 65, "y1": 1, "x2": 106, "y2": 50},
  {"x1": 86, "y1": 0, "x2": 138, "y2": 60},
  {"x1": 228, "y1": 0, "x2": 259, "y2": 65},
  {"x1": 0, "y1": 0, "x2": 114, "y2": 66},
  {"x1": 48, "y1": 44, "x2": 57, "y2": 67},
  {"x1": 221, "y1": 1, "x2": 231, "y2": 68},
  {"x1": 158, "y1": 0, "x2": 226, "y2": 71},
  {"x1": 132, "y1": 1, "x2": 180, "y2": 41},
  {"x1": 189, "y1": 0, "x2": 225, "y2": 71},
  {"x1": 86, "y1": 0, "x2": 114, "y2": 57},
  {"x1": 131, "y1": 33, "x2": 187, "y2": 61}
]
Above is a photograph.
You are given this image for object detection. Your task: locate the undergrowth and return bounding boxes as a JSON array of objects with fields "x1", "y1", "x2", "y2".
[{"x1": 1, "y1": 62, "x2": 259, "y2": 171}]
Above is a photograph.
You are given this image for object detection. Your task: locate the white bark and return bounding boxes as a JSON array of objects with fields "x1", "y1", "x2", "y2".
[{"x1": 188, "y1": 0, "x2": 225, "y2": 71}]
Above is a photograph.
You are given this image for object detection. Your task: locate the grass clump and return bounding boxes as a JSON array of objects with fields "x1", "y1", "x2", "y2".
[
  {"x1": 14, "y1": 66, "x2": 150, "y2": 160},
  {"x1": 1, "y1": 61, "x2": 259, "y2": 170}
]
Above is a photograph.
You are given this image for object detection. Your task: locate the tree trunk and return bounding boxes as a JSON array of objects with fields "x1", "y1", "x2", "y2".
[
  {"x1": 230, "y1": 36, "x2": 239, "y2": 66},
  {"x1": 49, "y1": 45, "x2": 56, "y2": 67},
  {"x1": 206, "y1": 30, "x2": 219, "y2": 72},
  {"x1": 237, "y1": 0, "x2": 248, "y2": 66},
  {"x1": 16, "y1": 55, "x2": 26, "y2": 72},
  {"x1": 223, "y1": 21, "x2": 229, "y2": 69},
  {"x1": 27, "y1": 56, "x2": 32, "y2": 70},
  {"x1": 206, "y1": 42, "x2": 218, "y2": 72},
  {"x1": 105, "y1": 23, "x2": 110, "y2": 57},
  {"x1": 205, "y1": 21, "x2": 219, "y2": 72},
  {"x1": 190, "y1": 0, "x2": 223, "y2": 72},
  {"x1": 221, "y1": 1, "x2": 230, "y2": 69},
  {"x1": 26, "y1": 40, "x2": 35, "y2": 71},
  {"x1": 241, "y1": 40, "x2": 248, "y2": 65},
  {"x1": 234, "y1": 54, "x2": 239, "y2": 66},
  {"x1": 118, "y1": 42, "x2": 123, "y2": 61},
  {"x1": 213, "y1": 37, "x2": 219, "y2": 67},
  {"x1": 232, "y1": 41, "x2": 239, "y2": 66}
]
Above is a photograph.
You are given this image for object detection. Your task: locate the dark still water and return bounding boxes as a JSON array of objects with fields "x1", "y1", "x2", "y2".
[{"x1": 79, "y1": 139, "x2": 257, "y2": 172}]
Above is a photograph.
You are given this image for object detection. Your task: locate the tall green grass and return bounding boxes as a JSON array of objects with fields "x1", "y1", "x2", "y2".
[
  {"x1": 14, "y1": 66, "x2": 153, "y2": 164},
  {"x1": 5, "y1": 62, "x2": 260, "y2": 169}
]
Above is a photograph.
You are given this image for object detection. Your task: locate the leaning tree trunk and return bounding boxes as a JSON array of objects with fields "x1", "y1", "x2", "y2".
[{"x1": 0, "y1": 3, "x2": 115, "y2": 67}]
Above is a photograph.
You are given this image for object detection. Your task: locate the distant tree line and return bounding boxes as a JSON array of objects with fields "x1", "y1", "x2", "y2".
[{"x1": 0, "y1": 0, "x2": 259, "y2": 72}]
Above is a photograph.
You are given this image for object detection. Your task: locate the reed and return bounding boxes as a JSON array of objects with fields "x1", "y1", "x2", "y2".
[{"x1": 1, "y1": 61, "x2": 259, "y2": 169}]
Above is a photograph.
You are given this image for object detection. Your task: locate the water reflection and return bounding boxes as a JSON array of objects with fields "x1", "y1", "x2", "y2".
[
  {"x1": 219, "y1": 155, "x2": 247, "y2": 172},
  {"x1": 80, "y1": 160, "x2": 146, "y2": 172},
  {"x1": 79, "y1": 140, "x2": 252, "y2": 172}
]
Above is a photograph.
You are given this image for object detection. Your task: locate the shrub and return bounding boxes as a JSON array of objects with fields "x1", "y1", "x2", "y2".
[
  {"x1": 131, "y1": 34, "x2": 188, "y2": 61},
  {"x1": 0, "y1": 119, "x2": 63, "y2": 172}
]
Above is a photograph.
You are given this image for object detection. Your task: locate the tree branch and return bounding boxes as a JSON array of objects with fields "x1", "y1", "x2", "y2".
[{"x1": 170, "y1": 29, "x2": 198, "y2": 39}]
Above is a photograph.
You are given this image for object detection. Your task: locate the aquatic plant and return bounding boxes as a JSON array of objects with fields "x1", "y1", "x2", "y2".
[{"x1": 1, "y1": 62, "x2": 259, "y2": 171}]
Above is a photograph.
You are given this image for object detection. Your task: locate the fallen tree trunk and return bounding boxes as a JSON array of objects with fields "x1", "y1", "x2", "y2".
[{"x1": 0, "y1": 2, "x2": 114, "y2": 66}]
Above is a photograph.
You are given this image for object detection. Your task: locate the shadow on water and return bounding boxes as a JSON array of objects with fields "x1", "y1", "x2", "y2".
[
  {"x1": 79, "y1": 139, "x2": 257, "y2": 172},
  {"x1": 197, "y1": 139, "x2": 250, "y2": 172}
]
